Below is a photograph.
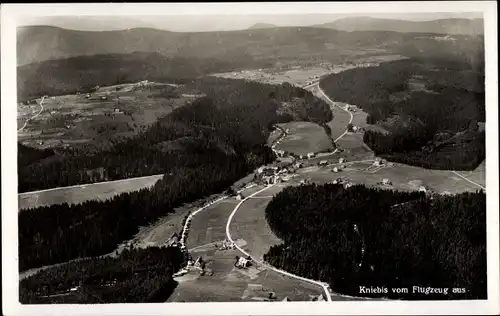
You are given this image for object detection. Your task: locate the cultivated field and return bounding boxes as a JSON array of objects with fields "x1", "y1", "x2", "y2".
[
  {"x1": 18, "y1": 174, "x2": 163, "y2": 210},
  {"x1": 17, "y1": 82, "x2": 199, "y2": 151},
  {"x1": 292, "y1": 160, "x2": 483, "y2": 194},
  {"x1": 229, "y1": 185, "x2": 285, "y2": 261},
  {"x1": 275, "y1": 121, "x2": 333, "y2": 155},
  {"x1": 167, "y1": 185, "x2": 325, "y2": 302}
]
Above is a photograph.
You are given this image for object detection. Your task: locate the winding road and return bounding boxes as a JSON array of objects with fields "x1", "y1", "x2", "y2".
[
  {"x1": 18, "y1": 96, "x2": 45, "y2": 132},
  {"x1": 225, "y1": 185, "x2": 334, "y2": 301}
]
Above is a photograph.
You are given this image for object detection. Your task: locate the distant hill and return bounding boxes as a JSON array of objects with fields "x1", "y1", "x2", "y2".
[
  {"x1": 17, "y1": 25, "x2": 483, "y2": 66},
  {"x1": 248, "y1": 23, "x2": 277, "y2": 30},
  {"x1": 315, "y1": 17, "x2": 484, "y2": 35}
]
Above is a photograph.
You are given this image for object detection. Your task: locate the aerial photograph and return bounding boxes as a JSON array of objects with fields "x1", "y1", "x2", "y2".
[{"x1": 13, "y1": 6, "x2": 487, "y2": 305}]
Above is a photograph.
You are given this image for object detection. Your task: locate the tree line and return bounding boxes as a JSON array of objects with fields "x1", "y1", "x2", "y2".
[
  {"x1": 264, "y1": 183, "x2": 486, "y2": 300},
  {"x1": 20, "y1": 246, "x2": 184, "y2": 304},
  {"x1": 18, "y1": 77, "x2": 333, "y2": 271}
]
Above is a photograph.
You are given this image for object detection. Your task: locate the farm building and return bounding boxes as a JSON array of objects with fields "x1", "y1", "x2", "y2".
[
  {"x1": 235, "y1": 256, "x2": 252, "y2": 268},
  {"x1": 166, "y1": 233, "x2": 179, "y2": 247},
  {"x1": 248, "y1": 284, "x2": 263, "y2": 291},
  {"x1": 307, "y1": 152, "x2": 316, "y2": 159},
  {"x1": 382, "y1": 178, "x2": 392, "y2": 185},
  {"x1": 332, "y1": 167, "x2": 341, "y2": 173},
  {"x1": 339, "y1": 158, "x2": 346, "y2": 164},
  {"x1": 318, "y1": 160, "x2": 328, "y2": 166},
  {"x1": 344, "y1": 182, "x2": 353, "y2": 189},
  {"x1": 282, "y1": 297, "x2": 291, "y2": 302},
  {"x1": 236, "y1": 193, "x2": 244, "y2": 200},
  {"x1": 101, "y1": 96, "x2": 107, "y2": 100}
]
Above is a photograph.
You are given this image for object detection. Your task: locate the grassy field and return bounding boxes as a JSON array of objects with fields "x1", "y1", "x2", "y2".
[
  {"x1": 275, "y1": 121, "x2": 333, "y2": 155},
  {"x1": 168, "y1": 184, "x2": 324, "y2": 302},
  {"x1": 210, "y1": 55, "x2": 406, "y2": 87},
  {"x1": 292, "y1": 160, "x2": 483, "y2": 194},
  {"x1": 453, "y1": 160, "x2": 486, "y2": 188},
  {"x1": 18, "y1": 174, "x2": 163, "y2": 210},
  {"x1": 229, "y1": 185, "x2": 285, "y2": 261},
  {"x1": 17, "y1": 82, "x2": 198, "y2": 151}
]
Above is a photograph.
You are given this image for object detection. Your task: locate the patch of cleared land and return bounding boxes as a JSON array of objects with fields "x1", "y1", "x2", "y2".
[
  {"x1": 230, "y1": 185, "x2": 285, "y2": 261},
  {"x1": 18, "y1": 174, "x2": 164, "y2": 210},
  {"x1": 168, "y1": 184, "x2": 323, "y2": 302},
  {"x1": 275, "y1": 122, "x2": 333, "y2": 155},
  {"x1": 17, "y1": 82, "x2": 199, "y2": 151},
  {"x1": 210, "y1": 55, "x2": 406, "y2": 87},
  {"x1": 292, "y1": 160, "x2": 483, "y2": 194},
  {"x1": 452, "y1": 160, "x2": 485, "y2": 188}
]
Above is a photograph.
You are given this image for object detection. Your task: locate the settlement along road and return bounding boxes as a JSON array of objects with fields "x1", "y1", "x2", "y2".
[
  {"x1": 225, "y1": 185, "x2": 334, "y2": 301},
  {"x1": 18, "y1": 96, "x2": 45, "y2": 132}
]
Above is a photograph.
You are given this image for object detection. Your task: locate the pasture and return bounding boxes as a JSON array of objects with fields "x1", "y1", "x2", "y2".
[
  {"x1": 17, "y1": 82, "x2": 196, "y2": 151},
  {"x1": 229, "y1": 185, "x2": 285, "y2": 261},
  {"x1": 275, "y1": 121, "x2": 333, "y2": 155},
  {"x1": 18, "y1": 174, "x2": 163, "y2": 210},
  {"x1": 169, "y1": 183, "x2": 324, "y2": 302}
]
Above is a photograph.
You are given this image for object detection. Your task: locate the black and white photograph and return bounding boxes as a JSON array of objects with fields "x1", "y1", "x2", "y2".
[{"x1": 1, "y1": 2, "x2": 499, "y2": 315}]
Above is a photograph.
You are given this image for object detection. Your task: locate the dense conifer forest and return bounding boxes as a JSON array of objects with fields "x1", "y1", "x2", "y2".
[
  {"x1": 264, "y1": 183, "x2": 486, "y2": 300},
  {"x1": 320, "y1": 58, "x2": 485, "y2": 170},
  {"x1": 18, "y1": 77, "x2": 332, "y2": 271},
  {"x1": 20, "y1": 246, "x2": 184, "y2": 303}
]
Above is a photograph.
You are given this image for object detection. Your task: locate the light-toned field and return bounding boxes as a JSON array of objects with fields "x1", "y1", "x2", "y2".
[
  {"x1": 453, "y1": 160, "x2": 486, "y2": 188},
  {"x1": 168, "y1": 184, "x2": 324, "y2": 302},
  {"x1": 168, "y1": 247, "x2": 322, "y2": 302},
  {"x1": 18, "y1": 174, "x2": 163, "y2": 210},
  {"x1": 293, "y1": 160, "x2": 483, "y2": 194},
  {"x1": 230, "y1": 185, "x2": 285, "y2": 261},
  {"x1": 275, "y1": 121, "x2": 333, "y2": 155},
  {"x1": 210, "y1": 55, "x2": 406, "y2": 88},
  {"x1": 17, "y1": 82, "x2": 197, "y2": 151}
]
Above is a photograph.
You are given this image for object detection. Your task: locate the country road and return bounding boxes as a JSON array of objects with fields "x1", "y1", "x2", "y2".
[
  {"x1": 18, "y1": 96, "x2": 45, "y2": 132},
  {"x1": 312, "y1": 82, "x2": 354, "y2": 143}
]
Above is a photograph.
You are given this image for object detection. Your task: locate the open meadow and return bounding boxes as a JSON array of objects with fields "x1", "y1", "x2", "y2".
[
  {"x1": 210, "y1": 54, "x2": 406, "y2": 87},
  {"x1": 275, "y1": 122, "x2": 333, "y2": 155},
  {"x1": 167, "y1": 187, "x2": 324, "y2": 302},
  {"x1": 17, "y1": 82, "x2": 200, "y2": 151},
  {"x1": 18, "y1": 174, "x2": 164, "y2": 210}
]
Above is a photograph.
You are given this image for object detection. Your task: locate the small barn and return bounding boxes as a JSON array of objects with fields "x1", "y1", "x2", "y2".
[
  {"x1": 307, "y1": 152, "x2": 316, "y2": 159},
  {"x1": 382, "y1": 178, "x2": 392, "y2": 185},
  {"x1": 339, "y1": 158, "x2": 346, "y2": 164},
  {"x1": 318, "y1": 160, "x2": 328, "y2": 166}
]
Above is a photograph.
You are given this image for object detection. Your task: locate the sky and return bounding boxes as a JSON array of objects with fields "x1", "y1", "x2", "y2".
[{"x1": 19, "y1": 12, "x2": 483, "y2": 32}]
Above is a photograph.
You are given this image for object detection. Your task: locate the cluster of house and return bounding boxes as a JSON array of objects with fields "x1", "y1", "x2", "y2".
[
  {"x1": 330, "y1": 178, "x2": 353, "y2": 188},
  {"x1": 216, "y1": 239, "x2": 236, "y2": 251},
  {"x1": 255, "y1": 164, "x2": 294, "y2": 185},
  {"x1": 235, "y1": 256, "x2": 252, "y2": 269}
]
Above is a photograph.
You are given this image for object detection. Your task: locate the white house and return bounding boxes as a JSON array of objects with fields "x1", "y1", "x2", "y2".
[
  {"x1": 318, "y1": 160, "x2": 328, "y2": 166},
  {"x1": 307, "y1": 152, "x2": 316, "y2": 159},
  {"x1": 332, "y1": 167, "x2": 340, "y2": 173},
  {"x1": 339, "y1": 158, "x2": 346, "y2": 164},
  {"x1": 382, "y1": 178, "x2": 392, "y2": 185}
]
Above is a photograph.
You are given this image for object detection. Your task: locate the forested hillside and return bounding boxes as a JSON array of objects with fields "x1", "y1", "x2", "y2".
[
  {"x1": 320, "y1": 58, "x2": 485, "y2": 170},
  {"x1": 264, "y1": 184, "x2": 486, "y2": 300},
  {"x1": 17, "y1": 53, "x2": 273, "y2": 102},
  {"x1": 19, "y1": 78, "x2": 330, "y2": 192},
  {"x1": 18, "y1": 78, "x2": 332, "y2": 271},
  {"x1": 20, "y1": 246, "x2": 184, "y2": 303}
]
